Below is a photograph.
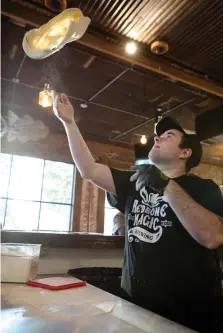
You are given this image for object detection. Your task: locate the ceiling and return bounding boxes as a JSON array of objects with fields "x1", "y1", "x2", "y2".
[
  {"x1": 81, "y1": 0, "x2": 223, "y2": 83},
  {"x1": 1, "y1": 0, "x2": 223, "y2": 167}
]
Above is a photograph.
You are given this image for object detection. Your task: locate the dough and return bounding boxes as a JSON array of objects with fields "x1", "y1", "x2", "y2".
[{"x1": 22, "y1": 8, "x2": 91, "y2": 59}]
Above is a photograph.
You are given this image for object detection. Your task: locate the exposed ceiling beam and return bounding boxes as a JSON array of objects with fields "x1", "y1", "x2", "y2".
[
  {"x1": 2, "y1": 1, "x2": 223, "y2": 98},
  {"x1": 79, "y1": 38, "x2": 223, "y2": 99}
]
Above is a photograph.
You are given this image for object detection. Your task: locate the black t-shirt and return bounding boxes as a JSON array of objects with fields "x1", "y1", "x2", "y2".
[{"x1": 107, "y1": 168, "x2": 223, "y2": 324}]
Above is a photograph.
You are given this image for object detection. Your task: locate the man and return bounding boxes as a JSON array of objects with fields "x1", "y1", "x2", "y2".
[
  {"x1": 112, "y1": 211, "x2": 125, "y2": 235},
  {"x1": 52, "y1": 91, "x2": 223, "y2": 332}
]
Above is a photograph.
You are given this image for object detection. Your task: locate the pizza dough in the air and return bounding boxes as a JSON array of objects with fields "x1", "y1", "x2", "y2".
[{"x1": 22, "y1": 8, "x2": 91, "y2": 59}]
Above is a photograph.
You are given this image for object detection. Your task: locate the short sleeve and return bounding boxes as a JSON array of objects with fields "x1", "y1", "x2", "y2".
[
  {"x1": 193, "y1": 179, "x2": 223, "y2": 217},
  {"x1": 107, "y1": 168, "x2": 133, "y2": 214}
]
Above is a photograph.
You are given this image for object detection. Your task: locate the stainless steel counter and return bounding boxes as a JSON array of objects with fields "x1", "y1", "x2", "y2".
[{"x1": 1, "y1": 281, "x2": 196, "y2": 332}]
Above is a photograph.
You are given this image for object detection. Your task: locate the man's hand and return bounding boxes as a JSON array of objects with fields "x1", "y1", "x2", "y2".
[
  {"x1": 130, "y1": 164, "x2": 169, "y2": 194},
  {"x1": 51, "y1": 91, "x2": 81, "y2": 124}
]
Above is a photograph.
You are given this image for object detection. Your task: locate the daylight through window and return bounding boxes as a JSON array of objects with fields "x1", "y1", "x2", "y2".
[
  {"x1": 0, "y1": 153, "x2": 75, "y2": 232},
  {"x1": 104, "y1": 195, "x2": 119, "y2": 235}
]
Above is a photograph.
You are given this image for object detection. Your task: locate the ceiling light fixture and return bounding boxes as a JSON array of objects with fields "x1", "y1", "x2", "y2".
[
  {"x1": 125, "y1": 41, "x2": 137, "y2": 55},
  {"x1": 151, "y1": 41, "x2": 169, "y2": 55},
  {"x1": 140, "y1": 135, "x2": 147, "y2": 144},
  {"x1": 39, "y1": 84, "x2": 52, "y2": 108},
  {"x1": 80, "y1": 102, "x2": 88, "y2": 108}
]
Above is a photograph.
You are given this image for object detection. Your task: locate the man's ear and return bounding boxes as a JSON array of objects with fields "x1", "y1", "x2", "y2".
[{"x1": 179, "y1": 148, "x2": 192, "y2": 160}]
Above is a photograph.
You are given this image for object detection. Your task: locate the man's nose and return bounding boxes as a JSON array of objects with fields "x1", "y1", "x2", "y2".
[{"x1": 154, "y1": 136, "x2": 160, "y2": 143}]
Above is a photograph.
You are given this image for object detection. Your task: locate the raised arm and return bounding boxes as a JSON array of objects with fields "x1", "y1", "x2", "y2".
[{"x1": 52, "y1": 91, "x2": 116, "y2": 194}]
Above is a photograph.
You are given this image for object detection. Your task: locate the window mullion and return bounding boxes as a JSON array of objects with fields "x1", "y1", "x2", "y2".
[
  {"x1": 37, "y1": 159, "x2": 45, "y2": 231},
  {"x1": 3, "y1": 154, "x2": 13, "y2": 229},
  {"x1": 69, "y1": 164, "x2": 76, "y2": 232}
]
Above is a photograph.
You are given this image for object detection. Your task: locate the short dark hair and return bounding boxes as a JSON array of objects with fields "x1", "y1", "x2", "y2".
[{"x1": 179, "y1": 135, "x2": 195, "y2": 172}]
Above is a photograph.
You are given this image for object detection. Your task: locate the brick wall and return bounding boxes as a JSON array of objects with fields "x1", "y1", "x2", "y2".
[
  {"x1": 2, "y1": 133, "x2": 222, "y2": 233},
  {"x1": 1, "y1": 132, "x2": 134, "y2": 167}
]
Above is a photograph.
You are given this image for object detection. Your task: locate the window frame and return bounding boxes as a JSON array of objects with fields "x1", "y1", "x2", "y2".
[{"x1": 0, "y1": 153, "x2": 75, "y2": 232}]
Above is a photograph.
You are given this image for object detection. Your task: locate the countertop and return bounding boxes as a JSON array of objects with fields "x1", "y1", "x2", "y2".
[{"x1": 1, "y1": 279, "x2": 196, "y2": 333}]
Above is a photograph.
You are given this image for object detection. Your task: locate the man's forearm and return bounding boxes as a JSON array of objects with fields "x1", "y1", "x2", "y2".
[
  {"x1": 64, "y1": 120, "x2": 96, "y2": 178},
  {"x1": 163, "y1": 180, "x2": 223, "y2": 248}
]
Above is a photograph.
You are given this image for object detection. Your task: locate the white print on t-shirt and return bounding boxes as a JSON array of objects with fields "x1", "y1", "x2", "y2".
[{"x1": 128, "y1": 187, "x2": 172, "y2": 244}]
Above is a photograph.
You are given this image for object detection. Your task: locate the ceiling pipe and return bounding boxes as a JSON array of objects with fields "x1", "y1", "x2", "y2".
[
  {"x1": 1, "y1": 77, "x2": 149, "y2": 120},
  {"x1": 110, "y1": 97, "x2": 197, "y2": 141},
  {"x1": 88, "y1": 68, "x2": 129, "y2": 102}
]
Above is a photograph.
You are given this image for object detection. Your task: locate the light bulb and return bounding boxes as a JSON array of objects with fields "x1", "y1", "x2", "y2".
[
  {"x1": 125, "y1": 41, "x2": 137, "y2": 55},
  {"x1": 140, "y1": 135, "x2": 147, "y2": 144},
  {"x1": 39, "y1": 84, "x2": 52, "y2": 108},
  {"x1": 41, "y1": 95, "x2": 51, "y2": 107}
]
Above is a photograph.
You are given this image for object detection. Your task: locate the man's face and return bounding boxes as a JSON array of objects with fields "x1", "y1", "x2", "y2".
[{"x1": 149, "y1": 129, "x2": 185, "y2": 166}]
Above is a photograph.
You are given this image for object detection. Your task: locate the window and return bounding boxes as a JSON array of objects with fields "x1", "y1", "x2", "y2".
[
  {"x1": 104, "y1": 195, "x2": 119, "y2": 235},
  {"x1": 0, "y1": 153, "x2": 75, "y2": 232}
]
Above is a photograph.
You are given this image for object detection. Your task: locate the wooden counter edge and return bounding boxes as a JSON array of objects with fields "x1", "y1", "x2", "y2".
[{"x1": 1, "y1": 231, "x2": 125, "y2": 249}]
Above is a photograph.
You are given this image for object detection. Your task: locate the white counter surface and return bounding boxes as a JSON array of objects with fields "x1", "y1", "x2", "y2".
[{"x1": 1, "y1": 280, "x2": 196, "y2": 333}]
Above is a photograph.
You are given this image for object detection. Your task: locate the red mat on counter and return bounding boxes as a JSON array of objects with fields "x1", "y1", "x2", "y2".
[{"x1": 27, "y1": 276, "x2": 86, "y2": 290}]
